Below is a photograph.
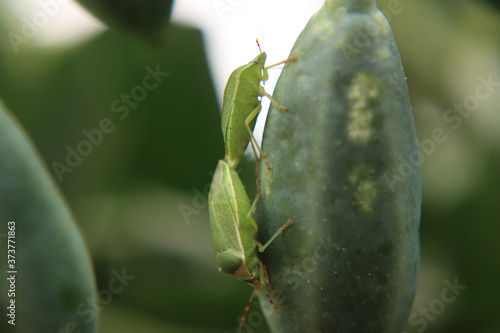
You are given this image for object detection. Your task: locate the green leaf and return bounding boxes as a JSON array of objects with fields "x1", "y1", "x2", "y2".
[
  {"x1": 0, "y1": 25, "x2": 223, "y2": 195},
  {"x1": 75, "y1": 0, "x2": 174, "y2": 39},
  {"x1": 0, "y1": 100, "x2": 98, "y2": 333}
]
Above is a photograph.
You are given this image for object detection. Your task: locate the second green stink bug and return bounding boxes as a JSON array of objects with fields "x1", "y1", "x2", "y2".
[
  {"x1": 208, "y1": 159, "x2": 292, "y2": 325},
  {"x1": 208, "y1": 42, "x2": 294, "y2": 325},
  {"x1": 222, "y1": 40, "x2": 296, "y2": 170}
]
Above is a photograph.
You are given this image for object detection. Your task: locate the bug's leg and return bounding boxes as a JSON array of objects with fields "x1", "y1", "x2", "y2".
[
  {"x1": 240, "y1": 287, "x2": 259, "y2": 326},
  {"x1": 245, "y1": 104, "x2": 272, "y2": 171},
  {"x1": 259, "y1": 87, "x2": 289, "y2": 112},
  {"x1": 258, "y1": 263, "x2": 279, "y2": 310},
  {"x1": 269, "y1": 290, "x2": 287, "y2": 308},
  {"x1": 262, "y1": 263, "x2": 271, "y2": 285},
  {"x1": 247, "y1": 214, "x2": 259, "y2": 233},
  {"x1": 266, "y1": 294, "x2": 280, "y2": 311},
  {"x1": 260, "y1": 264, "x2": 286, "y2": 309},
  {"x1": 246, "y1": 177, "x2": 262, "y2": 220},
  {"x1": 262, "y1": 51, "x2": 298, "y2": 79},
  {"x1": 256, "y1": 219, "x2": 293, "y2": 253},
  {"x1": 247, "y1": 195, "x2": 259, "y2": 220}
]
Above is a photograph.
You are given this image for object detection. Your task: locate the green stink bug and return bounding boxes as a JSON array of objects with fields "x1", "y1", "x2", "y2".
[
  {"x1": 221, "y1": 40, "x2": 296, "y2": 171},
  {"x1": 208, "y1": 159, "x2": 292, "y2": 324},
  {"x1": 208, "y1": 43, "x2": 294, "y2": 325}
]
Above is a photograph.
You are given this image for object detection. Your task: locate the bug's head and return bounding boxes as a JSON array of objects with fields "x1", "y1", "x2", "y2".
[
  {"x1": 216, "y1": 248, "x2": 246, "y2": 276},
  {"x1": 252, "y1": 52, "x2": 267, "y2": 69}
]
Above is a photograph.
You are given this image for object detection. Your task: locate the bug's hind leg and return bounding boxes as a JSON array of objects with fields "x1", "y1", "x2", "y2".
[
  {"x1": 239, "y1": 286, "x2": 259, "y2": 326},
  {"x1": 261, "y1": 264, "x2": 287, "y2": 310},
  {"x1": 256, "y1": 219, "x2": 293, "y2": 253}
]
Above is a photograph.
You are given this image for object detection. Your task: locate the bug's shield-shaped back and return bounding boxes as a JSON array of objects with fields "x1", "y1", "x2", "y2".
[
  {"x1": 208, "y1": 160, "x2": 248, "y2": 276},
  {"x1": 221, "y1": 53, "x2": 267, "y2": 168}
]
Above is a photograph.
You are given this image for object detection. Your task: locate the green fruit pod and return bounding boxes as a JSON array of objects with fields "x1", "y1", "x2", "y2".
[
  {"x1": 255, "y1": 0, "x2": 421, "y2": 332},
  {"x1": 0, "y1": 101, "x2": 98, "y2": 333}
]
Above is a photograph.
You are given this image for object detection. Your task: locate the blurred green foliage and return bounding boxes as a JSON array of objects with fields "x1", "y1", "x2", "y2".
[
  {"x1": 74, "y1": 0, "x2": 174, "y2": 39},
  {"x1": 0, "y1": 102, "x2": 98, "y2": 333},
  {"x1": 0, "y1": 0, "x2": 499, "y2": 332}
]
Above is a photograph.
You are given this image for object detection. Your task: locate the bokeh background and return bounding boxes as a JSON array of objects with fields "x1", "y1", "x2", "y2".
[{"x1": 0, "y1": 0, "x2": 499, "y2": 332}]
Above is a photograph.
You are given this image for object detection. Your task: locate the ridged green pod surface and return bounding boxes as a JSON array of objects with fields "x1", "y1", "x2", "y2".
[
  {"x1": 0, "y1": 101, "x2": 98, "y2": 333},
  {"x1": 255, "y1": 0, "x2": 421, "y2": 332}
]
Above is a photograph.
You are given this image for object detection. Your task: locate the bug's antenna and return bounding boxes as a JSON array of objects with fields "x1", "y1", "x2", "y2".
[{"x1": 256, "y1": 38, "x2": 262, "y2": 54}]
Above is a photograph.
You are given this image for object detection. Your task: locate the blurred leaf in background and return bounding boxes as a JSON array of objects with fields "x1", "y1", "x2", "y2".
[
  {"x1": 0, "y1": 0, "x2": 249, "y2": 331},
  {"x1": 379, "y1": 0, "x2": 500, "y2": 332},
  {"x1": 74, "y1": 0, "x2": 174, "y2": 39}
]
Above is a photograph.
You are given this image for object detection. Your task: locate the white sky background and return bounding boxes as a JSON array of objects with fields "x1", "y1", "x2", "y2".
[{"x1": 4, "y1": 0, "x2": 324, "y2": 143}]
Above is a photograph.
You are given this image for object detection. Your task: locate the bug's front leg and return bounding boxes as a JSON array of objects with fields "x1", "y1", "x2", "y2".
[
  {"x1": 262, "y1": 51, "x2": 298, "y2": 80},
  {"x1": 256, "y1": 219, "x2": 293, "y2": 253}
]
